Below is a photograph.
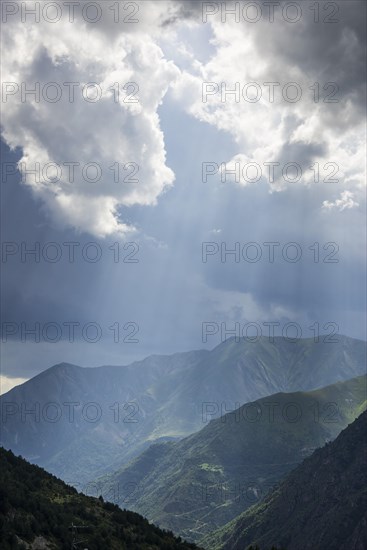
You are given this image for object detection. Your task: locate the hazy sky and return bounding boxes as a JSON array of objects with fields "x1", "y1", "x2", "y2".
[{"x1": 1, "y1": 0, "x2": 366, "y2": 389}]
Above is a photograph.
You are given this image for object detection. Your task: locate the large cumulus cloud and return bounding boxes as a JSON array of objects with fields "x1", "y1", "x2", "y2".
[{"x1": 1, "y1": 1, "x2": 181, "y2": 237}]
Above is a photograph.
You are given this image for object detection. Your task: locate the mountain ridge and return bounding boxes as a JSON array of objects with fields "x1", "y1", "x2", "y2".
[
  {"x1": 0, "y1": 446, "x2": 203, "y2": 550},
  {"x1": 1, "y1": 335, "x2": 366, "y2": 485},
  {"x1": 99, "y1": 374, "x2": 367, "y2": 543},
  {"x1": 203, "y1": 409, "x2": 367, "y2": 550}
]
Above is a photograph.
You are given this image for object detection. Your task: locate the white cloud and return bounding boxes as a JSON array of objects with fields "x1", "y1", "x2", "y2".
[
  {"x1": 1, "y1": 1, "x2": 181, "y2": 238},
  {"x1": 322, "y1": 191, "x2": 359, "y2": 212},
  {"x1": 171, "y1": 3, "x2": 366, "y2": 200},
  {"x1": 1, "y1": 1, "x2": 365, "y2": 237}
]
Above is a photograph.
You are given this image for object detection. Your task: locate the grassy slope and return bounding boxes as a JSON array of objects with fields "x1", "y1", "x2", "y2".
[
  {"x1": 101, "y1": 375, "x2": 367, "y2": 543},
  {"x1": 204, "y1": 410, "x2": 367, "y2": 550}
]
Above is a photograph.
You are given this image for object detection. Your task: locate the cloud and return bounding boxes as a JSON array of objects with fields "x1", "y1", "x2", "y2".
[
  {"x1": 322, "y1": 190, "x2": 359, "y2": 212},
  {"x1": 171, "y1": 0, "x2": 366, "y2": 200},
  {"x1": 1, "y1": 1, "x2": 181, "y2": 238},
  {"x1": 3, "y1": 1, "x2": 365, "y2": 237},
  {"x1": 0, "y1": 375, "x2": 28, "y2": 395}
]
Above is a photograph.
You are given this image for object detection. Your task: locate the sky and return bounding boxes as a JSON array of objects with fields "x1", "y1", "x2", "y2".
[{"x1": 1, "y1": 0, "x2": 366, "y2": 391}]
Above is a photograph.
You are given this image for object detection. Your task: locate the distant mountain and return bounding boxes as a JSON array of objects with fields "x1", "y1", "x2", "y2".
[
  {"x1": 100, "y1": 375, "x2": 367, "y2": 543},
  {"x1": 0, "y1": 350, "x2": 207, "y2": 485},
  {"x1": 1, "y1": 336, "x2": 366, "y2": 485},
  {"x1": 0, "y1": 447, "x2": 202, "y2": 550},
  {"x1": 204, "y1": 409, "x2": 367, "y2": 550}
]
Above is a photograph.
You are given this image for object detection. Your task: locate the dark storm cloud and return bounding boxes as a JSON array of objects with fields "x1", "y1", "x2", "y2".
[{"x1": 175, "y1": 0, "x2": 366, "y2": 119}]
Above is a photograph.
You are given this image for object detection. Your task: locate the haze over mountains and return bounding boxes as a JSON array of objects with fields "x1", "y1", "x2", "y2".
[
  {"x1": 101, "y1": 375, "x2": 366, "y2": 543},
  {"x1": 1, "y1": 335, "x2": 366, "y2": 486}
]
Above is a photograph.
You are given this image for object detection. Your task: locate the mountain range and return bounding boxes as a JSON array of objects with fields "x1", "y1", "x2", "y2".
[
  {"x1": 99, "y1": 374, "x2": 367, "y2": 543},
  {"x1": 1, "y1": 335, "x2": 366, "y2": 486}
]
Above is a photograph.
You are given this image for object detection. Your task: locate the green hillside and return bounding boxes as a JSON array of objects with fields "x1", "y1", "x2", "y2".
[
  {"x1": 0, "y1": 447, "x2": 202, "y2": 550},
  {"x1": 204, "y1": 409, "x2": 367, "y2": 550},
  {"x1": 101, "y1": 375, "x2": 366, "y2": 543}
]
